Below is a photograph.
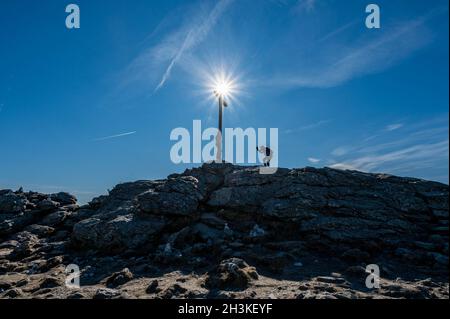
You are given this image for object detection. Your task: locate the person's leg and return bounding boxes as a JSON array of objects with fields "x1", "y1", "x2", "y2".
[{"x1": 266, "y1": 154, "x2": 273, "y2": 167}]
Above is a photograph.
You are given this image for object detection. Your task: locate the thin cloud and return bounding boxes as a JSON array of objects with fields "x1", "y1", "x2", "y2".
[
  {"x1": 317, "y1": 20, "x2": 358, "y2": 43},
  {"x1": 268, "y1": 7, "x2": 446, "y2": 89},
  {"x1": 331, "y1": 146, "x2": 349, "y2": 157},
  {"x1": 93, "y1": 131, "x2": 137, "y2": 142},
  {"x1": 284, "y1": 119, "x2": 331, "y2": 134},
  {"x1": 308, "y1": 157, "x2": 321, "y2": 164},
  {"x1": 272, "y1": 0, "x2": 316, "y2": 12},
  {"x1": 126, "y1": 0, "x2": 234, "y2": 93},
  {"x1": 328, "y1": 116, "x2": 449, "y2": 182},
  {"x1": 385, "y1": 123, "x2": 404, "y2": 131},
  {"x1": 330, "y1": 140, "x2": 449, "y2": 173},
  {"x1": 328, "y1": 163, "x2": 357, "y2": 171},
  {"x1": 296, "y1": 0, "x2": 316, "y2": 13}
]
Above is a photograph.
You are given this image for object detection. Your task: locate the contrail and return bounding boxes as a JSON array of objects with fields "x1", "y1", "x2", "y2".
[
  {"x1": 154, "y1": 0, "x2": 234, "y2": 92},
  {"x1": 316, "y1": 20, "x2": 358, "y2": 43},
  {"x1": 93, "y1": 131, "x2": 137, "y2": 141},
  {"x1": 154, "y1": 30, "x2": 194, "y2": 92}
]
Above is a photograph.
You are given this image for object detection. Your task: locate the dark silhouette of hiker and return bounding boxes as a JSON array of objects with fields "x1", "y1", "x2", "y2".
[{"x1": 257, "y1": 146, "x2": 273, "y2": 167}]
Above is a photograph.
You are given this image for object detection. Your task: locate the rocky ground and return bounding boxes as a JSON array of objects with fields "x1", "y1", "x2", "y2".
[{"x1": 0, "y1": 164, "x2": 448, "y2": 299}]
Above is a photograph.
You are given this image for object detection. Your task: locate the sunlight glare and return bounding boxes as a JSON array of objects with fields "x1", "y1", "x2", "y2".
[
  {"x1": 209, "y1": 71, "x2": 237, "y2": 101},
  {"x1": 214, "y1": 80, "x2": 232, "y2": 97}
]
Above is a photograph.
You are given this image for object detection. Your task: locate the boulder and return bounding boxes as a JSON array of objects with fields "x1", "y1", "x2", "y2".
[
  {"x1": 9, "y1": 231, "x2": 40, "y2": 259},
  {"x1": 24, "y1": 224, "x2": 55, "y2": 237},
  {"x1": 0, "y1": 191, "x2": 27, "y2": 214},
  {"x1": 40, "y1": 211, "x2": 69, "y2": 227},
  {"x1": 146, "y1": 280, "x2": 161, "y2": 294},
  {"x1": 106, "y1": 268, "x2": 134, "y2": 287},
  {"x1": 137, "y1": 190, "x2": 199, "y2": 216},
  {"x1": 72, "y1": 214, "x2": 166, "y2": 252},
  {"x1": 3, "y1": 288, "x2": 23, "y2": 298},
  {"x1": 36, "y1": 199, "x2": 60, "y2": 212},
  {"x1": 108, "y1": 180, "x2": 158, "y2": 201},
  {"x1": 206, "y1": 258, "x2": 259, "y2": 290},
  {"x1": 50, "y1": 192, "x2": 77, "y2": 206},
  {"x1": 93, "y1": 288, "x2": 123, "y2": 299}
]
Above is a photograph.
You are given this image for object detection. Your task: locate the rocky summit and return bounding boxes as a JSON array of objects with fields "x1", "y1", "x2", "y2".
[{"x1": 0, "y1": 164, "x2": 448, "y2": 299}]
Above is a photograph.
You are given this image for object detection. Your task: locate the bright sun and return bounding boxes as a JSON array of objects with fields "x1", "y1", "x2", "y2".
[
  {"x1": 211, "y1": 73, "x2": 237, "y2": 101},
  {"x1": 203, "y1": 67, "x2": 241, "y2": 106},
  {"x1": 214, "y1": 80, "x2": 232, "y2": 97}
]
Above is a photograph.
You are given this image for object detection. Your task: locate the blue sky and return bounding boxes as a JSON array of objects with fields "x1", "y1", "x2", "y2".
[{"x1": 0, "y1": 0, "x2": 448, "y2": 203}]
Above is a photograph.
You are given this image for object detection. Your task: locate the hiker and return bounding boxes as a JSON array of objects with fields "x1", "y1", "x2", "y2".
[{"x1": 257, "y1": 146, "x2": 273, "y2": 167}]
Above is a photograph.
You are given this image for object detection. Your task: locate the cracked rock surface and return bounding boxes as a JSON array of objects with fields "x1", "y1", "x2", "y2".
[{"x1": 0, "y1": 164, "x2": 448, "y2": 299}]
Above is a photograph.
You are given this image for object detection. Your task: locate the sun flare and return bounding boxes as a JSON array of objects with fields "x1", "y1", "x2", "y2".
[
  {"x1": 208, "y1": 70, "x2": 238, "y2": 102},
  {"x1": 214, "y1": 80, "x2": 232, "y2": 97},
  {"x1": 199, "y1": 64, "x2": 244, "y2": 110}
]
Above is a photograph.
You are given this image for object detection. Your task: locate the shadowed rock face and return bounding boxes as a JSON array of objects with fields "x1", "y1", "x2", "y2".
[{"x1": 0, "y1": 164, "x2": 448, "y2": 299}]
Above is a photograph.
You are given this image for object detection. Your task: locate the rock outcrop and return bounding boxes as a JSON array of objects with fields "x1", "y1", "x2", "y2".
[{"x1": 0, "y1": 164, "x2": 448, "y2": 299}]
